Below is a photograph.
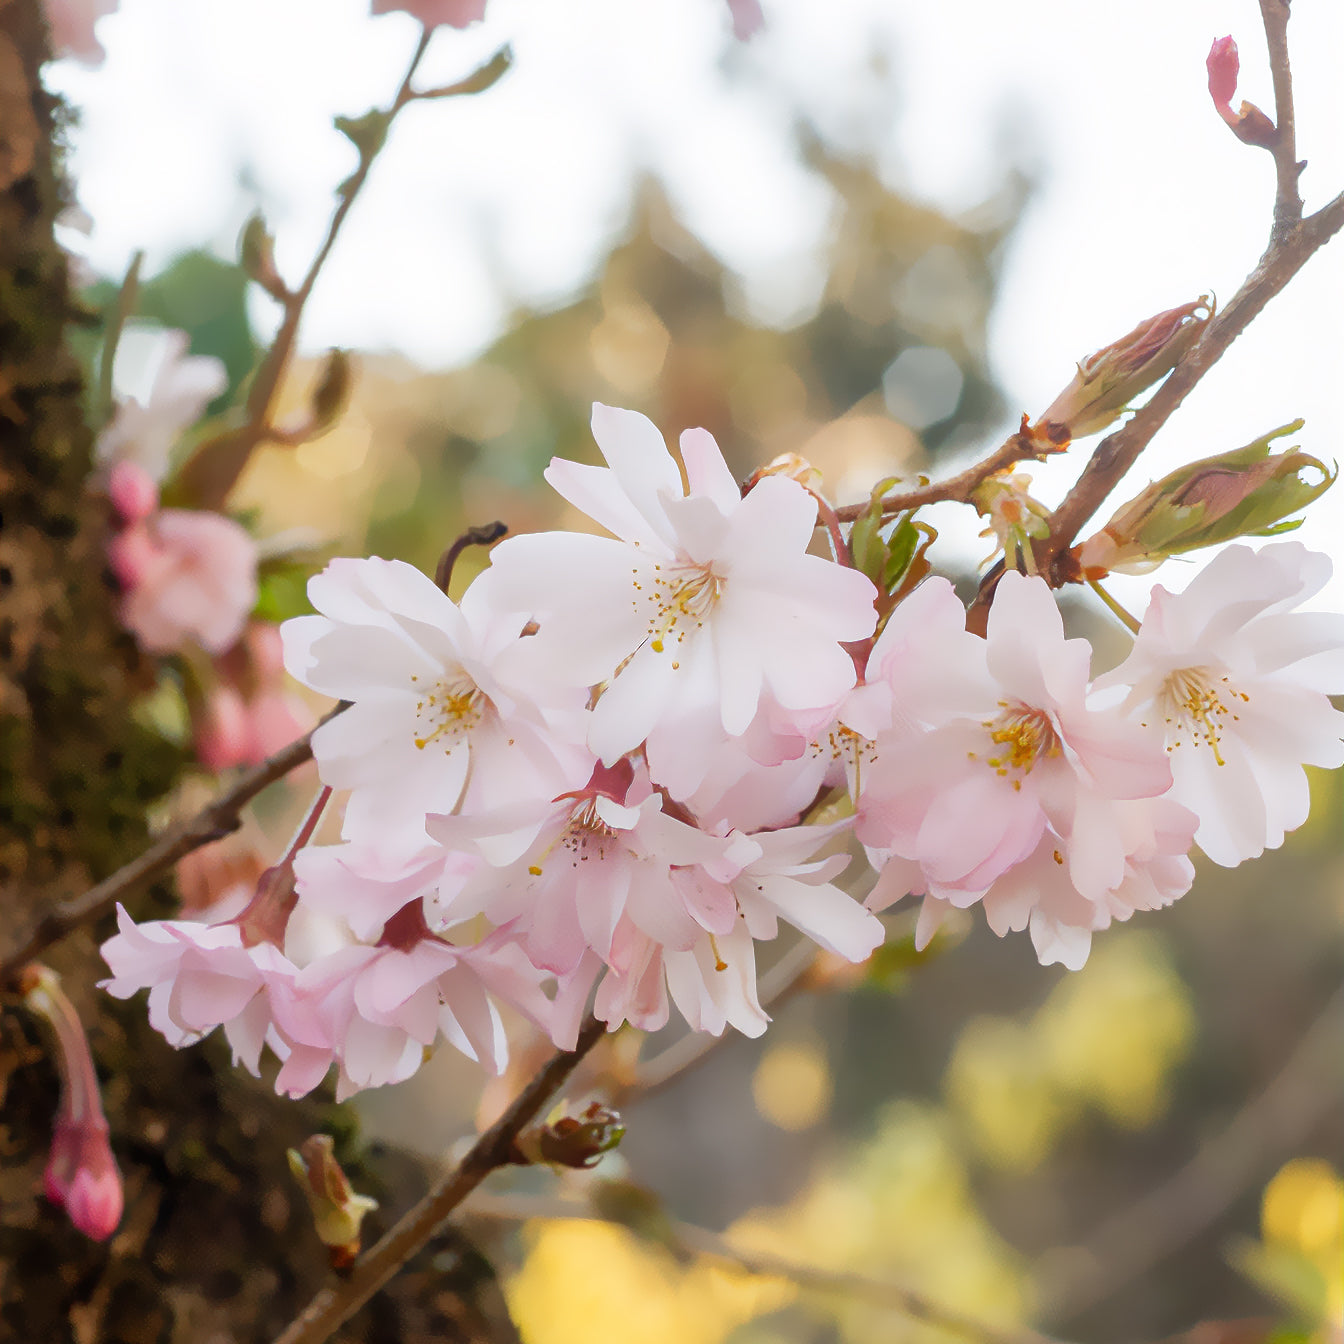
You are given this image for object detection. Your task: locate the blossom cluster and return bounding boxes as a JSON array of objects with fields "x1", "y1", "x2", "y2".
[{"x1": 102, "y1": 403, "x2": 1344, "y2": 1101}]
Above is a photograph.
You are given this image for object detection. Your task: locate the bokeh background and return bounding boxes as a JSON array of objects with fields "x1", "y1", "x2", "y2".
[{"x1": 45, "y1": 1, "x2": 1344, "y2": 1340}]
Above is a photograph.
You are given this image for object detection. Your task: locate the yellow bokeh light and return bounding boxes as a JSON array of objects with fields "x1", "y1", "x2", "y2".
[
  {"x1": 1262, "y1": 1158, "x2": 1344, "y2": 1257},
  {"x1": 752, "y1": 1041, "x2": 833, "y2": 1131}
]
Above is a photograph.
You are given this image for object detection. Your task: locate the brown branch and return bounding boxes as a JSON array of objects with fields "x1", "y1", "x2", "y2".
[
  {"x1": 272, "y1": 1014, "x2": 608, "y2": 1344},
  {"x1": 0, "y1": 708, "x2": 344, "y2": 982},
  {"x1": 466, "y1": 1191, "x2": 1071, "y2": 1344},
  {"x1": 1257, "y1": 0, "x2": 1304, "y2": 237},
  {"x1": 174, "y1": 40, "x2": 510, "y2": 511},
  {"x1": 1036, "y1": 979, "x2": 1344, "y2": 1325},
  {"x1": 1025, "y1": 187, "x2": 1344, "y2": 599},
  {"x1": 832, "y1": 423, "x2": 1061, "y2": 524}
]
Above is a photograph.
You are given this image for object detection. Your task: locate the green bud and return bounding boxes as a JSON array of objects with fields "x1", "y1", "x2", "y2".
[
  {"x1": 1036, "y1": 297, "x2": 1213, "y2": 441},
  {"x1": 239, "y1": 212, "x2": 285, "y2": 300},
  {"x1": 1078, "y1": 420, "x2": 1335, "y2": 575},
  {"x1": 287, "y1": 1135, "x2": 378, "y2": 1265}
]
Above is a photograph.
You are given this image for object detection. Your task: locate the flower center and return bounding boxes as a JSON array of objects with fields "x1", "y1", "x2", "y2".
[
  {"x1": 528, "y1": 799, "x2": 618, "y2": 876},
  {"x1": 978, "y1": 703, "x2": 1061, "y2": 790},
  {"x1": 1158, "y1": 666, "x2": 1245, "y2": 766},
  {"x1": 635, "y1": 560, "x2": 723, "y2": 654},
  {"x1": 411, "y1": 672, "x2": 487, "y2": 752}
]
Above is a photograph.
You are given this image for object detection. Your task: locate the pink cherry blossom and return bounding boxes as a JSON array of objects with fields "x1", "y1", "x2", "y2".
[
  {"x1": 43, "y1": 0, "x2": 118, "y2": 64},
  {"x1": 885, "y1": 796, "x2": 1197, "y2": 970},
  {"x1": 858, "y1": 571, "x2": 1174, "y2": 906},
  {"x1": 109, "y1": 508, "x2": 258, "y2": 655},
  {"x1": 370, "y1": 0, "x2": 486, "y2": 27},
  {"x1": 430, "y1": 759, "x2": 736, "y2": 981},
  {"x1": 1093, "y1": 542, "x2": 1344, "y2": 866},
  {"x1": 480, "y1": 403, "x2": 877, "y2": 795},
  {"x1": 283, "y1": 556, "x2": 589, "y2": 843}
]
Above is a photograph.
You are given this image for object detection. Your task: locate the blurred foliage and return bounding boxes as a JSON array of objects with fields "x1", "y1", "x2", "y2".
[
  {"x1": 946, "y1": 933, "x2": 1195, "y2": 1171},
  {"x1": 1230, "y1": 1158, "x2": 1344, "y2": 1336}
]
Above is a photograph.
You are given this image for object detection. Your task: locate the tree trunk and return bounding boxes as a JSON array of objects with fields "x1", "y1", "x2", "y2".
[{"x1": 0, "y1": 6, "x2": 513, "y2": 1339}]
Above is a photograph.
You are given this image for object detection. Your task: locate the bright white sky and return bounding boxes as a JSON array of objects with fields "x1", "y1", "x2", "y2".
[{"x1": 46, "y1": 0, "x2": 1344, "y2": 609}]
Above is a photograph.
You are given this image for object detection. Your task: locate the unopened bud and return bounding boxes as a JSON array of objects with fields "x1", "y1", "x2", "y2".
[
  {"x1": 287, "y1": 1135, "x2": 378, "y2": 1268},
  {"x1": 1206, "y1": 36, "x2": 1278, "y2": 149},
  {"x1": 308, "y1": 349, "x2": 353, "y2": 436},
  {"x1": 240, "y1": 213, "x2": 288, "y2": 301},
  {"x1": 511, "y1": 1102, "x2": 625, "y2": 1170},
  {"x1": 22, "y1": 965, "x2": 124, "y2": 1242},
  {"x1": 1078, "y1": 420, "x2": 1334, "y2": 575},
  {"x1": 1036, "y1": 297, "x2": 1212, "y2": 441}
]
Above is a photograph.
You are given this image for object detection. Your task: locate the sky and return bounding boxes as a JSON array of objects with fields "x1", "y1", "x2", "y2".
[{"x1": 46, "y1": 0, "x2": 1344, "y2": 608}]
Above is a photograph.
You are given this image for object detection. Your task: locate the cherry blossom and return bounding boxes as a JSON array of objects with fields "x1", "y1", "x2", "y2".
[
  {"x1": 858, "y1": 571, "x2": 1174, "y2": 914},
  {"x1": 282, "y1": 556, "x2": 588, "y2": 843},
  {"x1": 95, "y1": 330, "x2": 227, "y2": 484},
  {"x1": 1093, "y1": 542, "x2": 1344, "y2": 865},
  {"x1": 43, "y1": 0, "x2": 119, "y2": 64},
  {"x1": 480, "y1": 404, "x2": 877, "y2": 794},
  {"x1": 108, "y1": 506, "x2": 258, "y2": 655},
  {"x1": 370, "y1": 0, "x2": 486, "y2": 27}
]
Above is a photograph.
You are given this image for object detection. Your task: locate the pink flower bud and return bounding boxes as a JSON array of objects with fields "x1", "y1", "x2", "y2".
[
  {"x1": 194, "y1": 684, "x2": 252, "y2": 772},
  {"x1": 1205, "y1": 34, "x2": 1277, "y2": 147},
  {"x1": 106, "y1": 459, "x2": 159, "y2": 523},
  {"x1": 45, "y1": 1115, "x2": 124, "y2": 1242},
  {"x1": 22, "y1": 966, "x2": 124, "y2": 1242}
]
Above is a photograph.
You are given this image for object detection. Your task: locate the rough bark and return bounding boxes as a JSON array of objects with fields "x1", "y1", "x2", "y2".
[{"x1": 0, "y1": 6, "x2": 513, "y2": 1339}]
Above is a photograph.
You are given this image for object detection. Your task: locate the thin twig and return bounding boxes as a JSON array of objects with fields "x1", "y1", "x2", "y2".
[
  {"x1": 1257, "y1": 0, "x2": 1304, "y2": 237},
  {"x1": 832, "y1": 424, "x2": 1059, "y2": 525},
  {"x1": 1036, "y1": 979, "x2": 1344, "y2": 1324},
  {"x1": 272, "y1": 1014, "x2": 608, "y2": 1344},
  {"x1": 434, "y1": 521, "x2": 508, "y2": 594},
  {"x1": 0, "y1": 709, "x2": 343, "y2": 983},
  {"x1": 1021, "y1": 188, "x2": 1344, "y2": 601},
  {"x1": 465, "y1": 1190, "x2": 1071, "y2": 1344}
]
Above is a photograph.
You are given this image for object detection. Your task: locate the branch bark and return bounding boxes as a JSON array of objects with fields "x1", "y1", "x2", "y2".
[{"x1": 272, "y1": 1015, "x2": 609, "y2": 1344}]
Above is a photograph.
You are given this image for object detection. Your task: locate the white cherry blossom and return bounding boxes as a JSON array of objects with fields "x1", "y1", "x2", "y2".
[
  {"x1": 1093, "y1": 542, "x2": 1344, "y2": 865},
  {"x1": 479, "y1": 404, "x2": 877, "y2": 794},
  {"x1": 282, "y1": 557, "x2": 589, "y2": 842}
]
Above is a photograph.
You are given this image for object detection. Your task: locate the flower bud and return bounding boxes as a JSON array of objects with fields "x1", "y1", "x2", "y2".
[
  {"x1": 1207, "y1": 36, "x2": 1278, "y2": 149},
  {"x1": 1078, "y1": 420, "x2": 1335, "y2": 575},
  {"x1": 511, "y1": 1102, "x2": 625, "y2": 1170},
  {"x1": 1036, "y1": 297, "x2": 1212, "y2": 441},
  {"x1": 287, "y1": 1135, "x2": 378, "y2": 1269},
  {"x1": 22, "y1": 965, "x2": 124, "y2": 1242},
  {"x1": 744, "y1": 452, "x2": 822, "y2": 493}
]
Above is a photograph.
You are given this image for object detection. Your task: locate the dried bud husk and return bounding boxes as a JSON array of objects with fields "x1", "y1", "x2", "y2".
[
  {"x1": 1078, "y1": 420, "x2": 1335, "y2": 575},
  {"x1": 1036, "y1": 297, "x2": 1213, "y2": 441},
  {"x1": 512, "y1": 1102, "x2": 625, "y2": 1170},
  {"x1": 744, "y1": 452, "x2": 822, "y2": 493},
  {"x1": 287, "y1": 1134, "x2": 378, "y2": 1268}
]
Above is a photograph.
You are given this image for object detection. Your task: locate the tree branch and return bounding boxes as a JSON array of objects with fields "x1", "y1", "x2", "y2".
[
  {"x1": 272, "y1": 1014, "x2": 609, "y2": 1344},
  {"x1": 1257, "y1": 0, "x2": 1304, "y2": 237},
  {"x1": 832, "y1": 421, "x2": 1062, "y2": 524},
  {"x1": 0, "y1": 708, "x2": 344, "y2": 982}
]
